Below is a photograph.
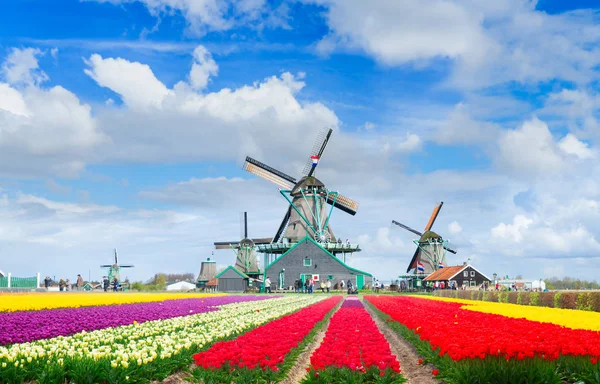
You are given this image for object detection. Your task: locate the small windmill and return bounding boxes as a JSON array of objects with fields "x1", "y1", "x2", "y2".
[
  {"x1": 243, "y1": 127, "x2": 358, "y2": 247},
  {"x1": 100, "y1": 249, "x2": 134, "y2": 283},
  {"x1": 214, "y1": 212, "x2": 271, "y2": 276},
  {"x1": 392, "y1": 202, "x2": 457, "y2": 274}
]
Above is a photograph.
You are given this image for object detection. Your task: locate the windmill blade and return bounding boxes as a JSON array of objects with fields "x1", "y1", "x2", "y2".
[
  {"x1": 244, "y1": 156, "x2": 295, "y2": 189},
  {"x1": 120, "y1": 265, "x2": 134, "y2": 268},
  {"x1": 325, "y1": 193, "x2": 358, "y2": 216},
  {"x1": 391, "y1": 220, "x2": 423, "y2": 237},
  {"x1": 214, "y1": 241, "x2": 241, "y2": 249},
  {"x1": 424, "y1": 201, "x2": 444, "y2": 231},
  {"x1": 250, "y1": 238, "x2": 272, "y2": 245},
  {"x1": 100, "y1": 265, "x2": 112, "y2": 268},
  {"x1": 445, "y1": 246, "x2": 457, "y2": 254},
  {"x1": 303, "y1": 127, "x2": 333, "y2": 177},
  {"x1": 406, "y1": 248, "x2": 419, "y2": 273},
  {"x1": 114, "y1": 249, "x2": 118, "y2": 264},
  {"x1": 273, "y1": 206, "x2": 292, "y2": 242}
]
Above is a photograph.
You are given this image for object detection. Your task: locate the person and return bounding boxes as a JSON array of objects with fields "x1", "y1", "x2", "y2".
[
  {"x1": 112, "y1": 277, "x2": 118, "y2": 292},
  {"x1": 320, "y1": 280, "x2": 326, "y2": 293},
  {"x1": 326, "y1": 279, "x2": 331, "y2": 293},
  {"x1": 59, "y1": 278, "x2": 65, "y2": 292},
  {"x1": 304, "y1": 278, "x2": 310, "y2": 294},
  {"x1": 103, "y1": 276, "x2": 109, "y2": 292},
  {"x1": 265, "y1": 277, "x2": 272, "y2": 294},
  {"x1": 76, "y1": 274, "x2": 84, "y2": 291},
  {"x1": 339, "y1": 279, "x2": 344, "y2": 292},
  {"x1": 66, "y1": 279, "x2": 72, "y2": 291},
  {"x1": 380, "y1": 282, "x2": 385, "y2": 291},
  {"x1": 347, "y1": 279, "x2": 353, "y2": 294},
  {"x1": 308, "y1": 278, "x2": 314, "y2": 294},
  {"x1": 375, "y1": 279, "x2": 380, "y2": 293},
  {"x1": 44, "y1": 276, "x2": 51, "y2": 290}
]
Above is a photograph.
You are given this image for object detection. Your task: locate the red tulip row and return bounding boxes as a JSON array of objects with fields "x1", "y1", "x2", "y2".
[
  {"x1": 365, "y1": 295, "x2": 600, "y2": 362},
  {"x1": 309, "y1": 299, "x2": 401, "y2": 373},
  {"x1": 193, "y1": 296, "x2": 342, "y2": 373}
]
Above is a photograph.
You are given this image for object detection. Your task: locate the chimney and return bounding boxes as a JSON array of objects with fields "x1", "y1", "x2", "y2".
[{"x1": 463, "y1": 261, "x2": 467, "y2": 266}]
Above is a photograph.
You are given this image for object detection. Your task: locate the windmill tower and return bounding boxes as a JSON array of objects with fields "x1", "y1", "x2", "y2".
[
  {"x1": 244, "y1": 127, "x2": 360, "y2": 264},
  {"x1": 100, "y1": 249, "x2": 134, "y2": 283},
  {"x1": 392, "y1": 202, "x2": 457, "y2": 275},
  {"x1": 213, "y1": 212, "x2": 271, "y2": 278}
]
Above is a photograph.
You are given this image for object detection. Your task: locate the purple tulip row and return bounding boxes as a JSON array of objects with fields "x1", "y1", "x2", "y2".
[
  {"x1": 341, "y1": 298, "x2": 364, "y2": 308},
  {"x1": 0, "y1": 296, "x2": 273, "y2": 345}
]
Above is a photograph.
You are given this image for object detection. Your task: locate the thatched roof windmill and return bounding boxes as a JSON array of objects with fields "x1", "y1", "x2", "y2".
[
  {"x1": 213, "y1": 212, "x2": 271, "y2": 276},
  {"x1": 243, "y1": 127, "x2": 360, "y2": 256},
  {"x1": 392, "y1": 202, "x2": 457, "y2": 274},
  {"x1": 100, "y1": 249, "x2": 134, "y2": 282}
]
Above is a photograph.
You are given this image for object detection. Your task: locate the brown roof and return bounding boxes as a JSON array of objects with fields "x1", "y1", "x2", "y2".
[
  {"x1": 206, "y1": 278, "x2": 218, "y2": 287},
  {"x1": 424, "y1": 265, "x2": 465, "y2": 281}
]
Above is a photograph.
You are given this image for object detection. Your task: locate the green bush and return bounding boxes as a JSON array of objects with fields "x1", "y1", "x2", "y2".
[{"x1": 554, "y1": 292, "x2": 562, "y2": 309}]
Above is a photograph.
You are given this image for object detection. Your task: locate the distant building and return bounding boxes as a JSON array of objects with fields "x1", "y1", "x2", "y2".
[
  {"x1": 424, "y1": 263, "x2": 491, "y2": 289},
  {"x1": 216, "y1": 266, "x2": 251, "y2": 292},
  {"x1": 166, "y1": 281, "x2": 196, "y2": 291},
  {"x1": 263, "y1": 236, "x2": 372, "y2": 290}
]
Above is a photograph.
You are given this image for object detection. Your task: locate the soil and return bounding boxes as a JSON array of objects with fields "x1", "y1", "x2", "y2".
[
  {"x1": 152, "y1": 367, "x2": 193, "y2": 383},
  {"x1": 363, "y1": 301, "x2": 441, "y2": 384}
]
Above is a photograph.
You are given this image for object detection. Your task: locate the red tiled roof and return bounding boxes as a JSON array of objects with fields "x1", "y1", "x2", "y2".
[{"x1": 424, "y1": 265, "x2": 465, "y2": 281}]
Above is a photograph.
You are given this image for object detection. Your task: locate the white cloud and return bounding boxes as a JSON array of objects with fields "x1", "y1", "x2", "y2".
[
  {"x1": 435, "y1": 103, "x2": 501, "y2": 146},
  {"x1": 448, "y1": 221, "x2": 462, "y2": 234},
  {"x1": 497, "y1": 117, "x2": 565, "y2": 175},
  {"x1": 363, "y1": 121, "x2": 375, "y2": 131},
  {"x1": 308, "y1": 0, "x2": 600, "y2": 89},
  {"x1": 397, "y1": 133, "x2": 422, "y2": 152},
  {"x1": 491, "y1": 215, "x2": 533, "y2": 243},
  {"x1": 311, "y1": 0, "x2": 490, "y2": 66},
  {"x1": 558, "y1": 133, "x2": 595, "y2": 159},
  {"x1": 91, "y1": 0, "x2": 268, "y2": 36},
  {"x1": 188, "y1": 45, "x2": 218, "y2": 91},
  {"x1": 0, "y1": 50, "x2": 107, "y2": 178},
  {"x1": 1, "y1": 48, "x2": 48, "y2": 86},
  {"x1": 84, "y1": 54, "x2": 172, "y2": 110}
]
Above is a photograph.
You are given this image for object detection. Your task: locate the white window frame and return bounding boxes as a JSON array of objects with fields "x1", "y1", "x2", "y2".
[
  {"x1": 470, "y1": 271, "x2": 475, "y2": 277},
  {"x1": 470, "y1": 280, "x2": 476, "y2": 287},
  {"x1": 463, "y1": 271, "x2": 468, "y2": 277}
]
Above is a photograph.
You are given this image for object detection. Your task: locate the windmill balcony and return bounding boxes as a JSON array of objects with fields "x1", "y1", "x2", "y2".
[{"x1": 257, "y1": 241, "x2": 361, "y2": 254}]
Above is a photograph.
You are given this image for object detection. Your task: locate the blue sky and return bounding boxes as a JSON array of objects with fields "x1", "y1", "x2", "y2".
[{"x1": 1, "y1": 0, "x2": 600, "y2": 282}]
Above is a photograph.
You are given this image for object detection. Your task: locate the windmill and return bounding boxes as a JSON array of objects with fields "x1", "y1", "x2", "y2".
[
  {"x1": 100, "y1": 249, "x2": 134, "y2": 283},
  {"x1": 391, "y1": 202, "x2": 457, "y2": 274},
  {"x1": 213, "y1": 212, "x2": 271, "y2": 277},
  {"x1": 243, "y1": 127, "x2": 359, "y2": 260}
]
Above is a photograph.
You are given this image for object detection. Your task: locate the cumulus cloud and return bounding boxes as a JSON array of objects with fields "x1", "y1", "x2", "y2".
[
  {"x1": 448, "y1": 221, "x2": 462, "y2": 234},
  {"x1": 188, "y1": 45, "x2": 218, "y2": 91},
  {"x1": 1, "y1": 48, "x2": 48, "y2": 86},
  {"x1": 307, "y1": 0, "x2": 600, "y2": 89},
  {"x1": 0, "y1": 51, "x2": 106, "y2": 178},
  {"x1": 84, "y1": 54, "x2": 172, "y2": 109}
]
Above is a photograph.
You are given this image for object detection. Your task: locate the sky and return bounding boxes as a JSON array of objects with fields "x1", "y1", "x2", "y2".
[{"x1": 1, "y1": 0, "x2": 599, "y2": 283}]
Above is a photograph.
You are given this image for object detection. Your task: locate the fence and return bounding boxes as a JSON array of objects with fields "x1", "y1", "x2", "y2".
[{"x1": 0, "y1": 273, "x2": 40, "y2": 289}]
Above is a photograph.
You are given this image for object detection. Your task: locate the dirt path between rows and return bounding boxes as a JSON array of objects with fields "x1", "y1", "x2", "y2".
[
  {"x1": 278, "y1": 302, "x2": 341, "y2": 384},
  {"x1": 363, "y1": 300, "x2": 440, "y2": 384}
]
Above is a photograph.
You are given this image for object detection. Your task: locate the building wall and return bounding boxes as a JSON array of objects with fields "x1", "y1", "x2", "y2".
[
  {"x1": 449, "y1": 266, "x2": 490, "y2": 288},
  {"x1": 218, "y1": 278, "x2": 247, "y2": 292},
  {"x1": 264, "y1": 239, "x2": 372, "y2": 289}
]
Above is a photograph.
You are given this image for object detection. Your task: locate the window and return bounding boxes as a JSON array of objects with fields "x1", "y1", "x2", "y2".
[
  {"x1": 328, "y1": 275, "x2": 333, "y2": 280},
  {"x1": 470, "y1": 280, "x2": 476, "y2": 287},
  {"x1": 470, "y1": 271, "x2": 475, "y2": 277},
  {"x1": 303, "y1": 258, "x2": 312, "y2": 267},
  {"x1": 463, "y1": 271, "x2": 468, "y2": 277}
]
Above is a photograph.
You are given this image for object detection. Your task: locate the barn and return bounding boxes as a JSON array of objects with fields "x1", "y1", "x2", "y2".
[
  {"x1": 216, "y1": 266, "x2": 250, "y2": 292},
  {"x1": 424, "y1": 263, "x2": 491, "y2": 289},
  {"x1": 263, "y1": 236, "x2": 372, "y2": 290}
]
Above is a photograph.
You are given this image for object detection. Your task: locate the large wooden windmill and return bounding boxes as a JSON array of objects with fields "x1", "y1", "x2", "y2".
[
  {"x1": 243, "y1": 128, "x2": 360, "y2": 259},
  {"x1": 392, "y1": 202, "x2": 457, "y2": 274},
  {"x1": 213, "y1": 212, "x2": 271, "y2": 277},
  {"x1": 100, "y1": 249, "x2": 134, "y2": 283}
]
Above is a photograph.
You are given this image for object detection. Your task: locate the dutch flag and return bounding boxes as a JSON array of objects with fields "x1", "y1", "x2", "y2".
[
  {"x1": 311, "y1": 155, "x2": 319, "y2": 168},
  {"x1": 438, "y1": 262, "x2": 444, "y2": 269},
  {"x1": 417, "y1": 261, "x2": 425, "y2": 272}
]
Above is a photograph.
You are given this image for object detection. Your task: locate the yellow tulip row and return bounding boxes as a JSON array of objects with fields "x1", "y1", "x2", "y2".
[
  {"x1": 0, "y1": 292, "x2": 225, "y2": 312},
  {"x1": 421, "y1": 295, "x2": 600, "y2": 331}
]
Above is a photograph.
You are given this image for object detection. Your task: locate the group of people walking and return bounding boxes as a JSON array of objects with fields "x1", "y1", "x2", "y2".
[{"x1": 44, "y1": 274, "x2": 85, "y2": 291}]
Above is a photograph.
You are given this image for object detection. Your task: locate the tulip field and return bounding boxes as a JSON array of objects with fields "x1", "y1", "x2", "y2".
[{"x1": 1, "y1": 293, "x2": 600, "y2": 384}]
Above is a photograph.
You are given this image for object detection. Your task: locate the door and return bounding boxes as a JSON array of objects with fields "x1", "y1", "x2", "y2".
[
  {"x1": 300, "y1": 274, "x2": 306, "y2": 284},
  {"x1": 356, "y1": 275, "x2": 365, "y2": 289}
]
